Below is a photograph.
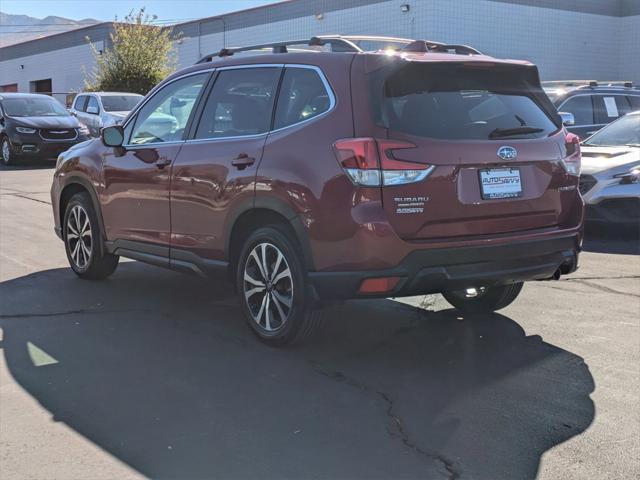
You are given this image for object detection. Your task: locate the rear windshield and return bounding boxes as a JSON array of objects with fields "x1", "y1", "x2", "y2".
[
  {"x1": 101, "y1": 95, "x2": 142, "y2": 112},
  {"x1": 2, "y1": 97, "x2": 70, "y2": 117},
  {"x1": 370, "y1": 62, "x2": 560, "y2": 140}
]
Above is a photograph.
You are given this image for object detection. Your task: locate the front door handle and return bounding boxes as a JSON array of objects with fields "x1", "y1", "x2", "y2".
[
  {"x1": 231, "y1": 153, "x2": 255, "y2": 169},
  {"x1": 156, "y1": 158, "x2": 172, "y2": 169}
]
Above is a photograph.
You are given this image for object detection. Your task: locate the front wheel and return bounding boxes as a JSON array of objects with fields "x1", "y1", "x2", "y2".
[
  {"x1": 236, "y1": 226, "x2": 322, "y2": 346},
  {"x1": 1, "y1": 137, "x2": 15, "y2": 166},
  {"x1": 442, "y1": 282, "x2": 524, "y2": 314},
  {"x1": 63, "y1": 192, "x2": 119, "y2": 279}
]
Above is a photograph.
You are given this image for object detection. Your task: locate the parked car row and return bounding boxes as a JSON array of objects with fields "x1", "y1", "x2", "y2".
[{"x1": 0, "y1": 91, "x2": 142, "y2": 165}]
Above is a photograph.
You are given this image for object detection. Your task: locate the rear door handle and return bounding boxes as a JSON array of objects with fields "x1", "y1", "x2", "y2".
[{"x1": 231, "y1": 153, "x2": 255, "y2": 169}]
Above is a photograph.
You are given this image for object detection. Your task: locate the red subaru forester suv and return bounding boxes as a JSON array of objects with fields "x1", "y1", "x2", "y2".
[{"x1": 51, "y1": 36, "x2": 583, "y2": 345}]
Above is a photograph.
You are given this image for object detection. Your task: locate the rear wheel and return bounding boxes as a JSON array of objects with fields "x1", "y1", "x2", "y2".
[
  {"x1": 63, "y1": 192, "x2": 119, "y2": 279},
  {"x1": 236, "y1": 226, "x2": 322, "y2": 346},
  {"x1": 442, "y1": 282, "x2": 524, "y2": 314}
]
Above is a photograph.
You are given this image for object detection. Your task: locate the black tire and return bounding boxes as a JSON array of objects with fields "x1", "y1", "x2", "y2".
[
  {"x1": 442, "y1": 282, "x2": 524, "y2": 314},
  {"x1": 236, "y1": 225, "x2": 322, "y2": 346},
  {"x1": 1, "y1": 136, "x2": 16, "y2": 166},
  {"x1": 63, "y1": 192, "x2": 119, "y2": 280}
]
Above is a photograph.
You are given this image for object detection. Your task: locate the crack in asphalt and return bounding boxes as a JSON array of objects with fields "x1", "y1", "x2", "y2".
[
  {"x1": 0, "y1": 192, "x2": 51, "y2": 205},
  {"x1": 310, "y1": 361, "x2": 459, "y2": 480},
  {"x1": 565, "y1": 279, "x2": 640, "y2": 299},
  {"x1": 0, "y1": 307, "x2": 157, "y2": 319},
  {"x1": 534, "y1": 275, "x2": 640, "y2": 298}
]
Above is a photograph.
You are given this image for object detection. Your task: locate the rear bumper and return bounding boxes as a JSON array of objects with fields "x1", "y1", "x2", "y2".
[{"x1": 308, "y1": 234, "x2": 580, "y2": 300}]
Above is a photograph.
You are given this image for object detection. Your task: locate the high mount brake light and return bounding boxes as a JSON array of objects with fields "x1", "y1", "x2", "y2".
[
  {"x1": 333, "y1": 138, "x2": 435, "y2": 186},
  {"x1": 562, "y1": 132, "x2": 581, "y2": 177}
]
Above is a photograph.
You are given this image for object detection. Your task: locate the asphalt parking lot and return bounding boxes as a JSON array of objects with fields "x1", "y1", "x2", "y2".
[{"x1": 0, "y1": 165, "x2": 638, "y2": 480}]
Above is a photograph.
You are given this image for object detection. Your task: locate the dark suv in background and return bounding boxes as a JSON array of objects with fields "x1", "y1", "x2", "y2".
[
  {"x1": 0, "y1": 93, "x2": 90, "y2": 166},
  {"x1": 51, "y1": 36, "x2": 584, "y2": 345},
  {"x1": 543, "y1": 81, "x2": 640, "y2": 139}
]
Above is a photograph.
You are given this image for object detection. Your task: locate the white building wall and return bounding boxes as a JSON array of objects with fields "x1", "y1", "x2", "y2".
[
  {"x1": 177, "y1": 0, "x2": 634, "y2": 83},
  {"x1": 619, "y1": 15, "x2": 640, "y2": 82},
  {"x1": 0, "y1": 0, "x2": 638, "y2": 102},
  {"x1": 0, "y1": 41, "x2": 103, "y2": 105}
]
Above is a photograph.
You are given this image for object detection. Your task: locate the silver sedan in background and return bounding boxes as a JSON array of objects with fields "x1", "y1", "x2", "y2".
[{"x1": 579, "y1": 110, "x2": 640, "y2": 228}]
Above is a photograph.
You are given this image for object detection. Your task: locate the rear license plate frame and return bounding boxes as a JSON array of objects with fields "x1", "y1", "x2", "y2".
[{"x1": 478, "y1": 167, "x2": 523, "y2": 200}]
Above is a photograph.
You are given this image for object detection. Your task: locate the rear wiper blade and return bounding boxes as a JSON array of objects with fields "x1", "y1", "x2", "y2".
[{"x1": 489, "y1": 127, "x2": 544, "y2": 139}]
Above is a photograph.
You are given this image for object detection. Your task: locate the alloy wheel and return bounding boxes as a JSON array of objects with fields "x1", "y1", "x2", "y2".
[
  {"x1": 243, "y1": 242, "x2": 293, "y2": 332},
  {"x1": 66, "y1": 205, "x2": 92, "y2": 269},
  {"x1": 1, "y1": 139, "x2": 10, "y2": 165}
]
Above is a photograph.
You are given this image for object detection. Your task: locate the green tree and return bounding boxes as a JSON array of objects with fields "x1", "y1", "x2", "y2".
[{"x1": 85, "y1": 8, "x2": 176, "y2": 94}]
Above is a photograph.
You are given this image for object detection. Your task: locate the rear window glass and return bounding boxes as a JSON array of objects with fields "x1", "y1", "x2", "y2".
[
  {"x1": 101, "y1": 95, "x2": 142, "y2": 112},
  {"x1": 370, "y1": 62, "x2": 559, "y2": 140}
]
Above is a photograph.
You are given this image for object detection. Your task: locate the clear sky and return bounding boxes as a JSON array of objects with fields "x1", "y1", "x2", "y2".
[{"x1": 1, "y1": 0, "x2": 280, "y2": 23}]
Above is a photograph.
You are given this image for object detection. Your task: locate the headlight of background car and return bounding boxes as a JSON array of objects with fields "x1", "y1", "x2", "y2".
[
  {"x1": 16, "y1": 126, "x2": 37, "y2": 134},
  {"x1": 613, "y1": 165, "x2": 640, "y2": 185},
  {"x1": 78, "y1": 124, "x2": 90, "y2": 136}
]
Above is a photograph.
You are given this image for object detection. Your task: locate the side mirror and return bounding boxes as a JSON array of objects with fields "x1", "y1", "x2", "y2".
[
  {"x1": 559, "y1": 112, "x2": 575, "y2": 126},
  {"x1": 102, "y1": 125, "x2": 124, "y2": 148},
  {"x1": 87, "y1": 105, "x2": 99, "y2": 115}
]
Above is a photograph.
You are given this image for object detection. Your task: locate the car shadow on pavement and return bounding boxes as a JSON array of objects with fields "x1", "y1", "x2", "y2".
[
  {"x1": 583, "y1": 226, "x2": 639, "y2": 255},
  {"x1": 0, "y1": 262, "x2": 595, "y2": 479}
]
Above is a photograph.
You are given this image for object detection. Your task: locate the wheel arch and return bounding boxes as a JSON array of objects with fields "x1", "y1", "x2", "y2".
[
  {"x1": 225, "y1": 197, "x2": 315, "y2": 276},
  {"x1": 59, "y1": 176, "x2": 106, "y2": 250}
]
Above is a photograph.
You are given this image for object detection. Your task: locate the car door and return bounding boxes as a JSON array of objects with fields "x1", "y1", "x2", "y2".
[
  {"x1": 101, "y1": 72, "x2": 211, "y2": 253},
  {"x1": 170, "y1": 66, "x2": 281, "y2": 266},
  {"x1": 85, "y1": 96, "x2": 102, "y2": 137},
  {"x1": 71, "y1": 95, "x2": 88, "y2": 127}
]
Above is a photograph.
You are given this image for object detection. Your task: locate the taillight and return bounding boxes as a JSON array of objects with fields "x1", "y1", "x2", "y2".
[
  {"x1": 333, "y1": 138, "x2": 434, "y2": 187},
  {"x1": 561, "y1": 132, "x2": 581, "y2": 177}
]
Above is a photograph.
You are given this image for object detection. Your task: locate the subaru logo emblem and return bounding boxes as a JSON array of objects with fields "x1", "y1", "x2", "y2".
[{"x1": 497, "y1": 146, "x2": 517, "y2": 160}]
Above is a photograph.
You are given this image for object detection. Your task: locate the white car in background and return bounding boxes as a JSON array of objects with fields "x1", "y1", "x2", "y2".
[
  {"x1": 579, "y1": 110, "x2": 640, "y2": 227},
  {"x1": 70, "y1": 92, "x2": 143, "y2": 137}
]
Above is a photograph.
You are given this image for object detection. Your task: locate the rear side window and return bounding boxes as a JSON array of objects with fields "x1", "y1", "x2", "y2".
[
  {"x1": 370, "y1": 62, "x2": 558, "y2": 140},
  {"x1": 594, "y1": 95, "x2": 631, "y2": 123},
  {"x1": 195, "y1": 67, "x2": 280, "y2": 139},
  {"x1": 73, "y1": 95, "x2": 87, "y2": 112},
  {"x1": 628, "y1": 96, "x2": 640, "y2": 110},
  {"x1": 559, "y1": 96, "x2": 594, "y2": 125},
  {"x1": 274, "y1": 67, "x2": 332, "y2": 129}
]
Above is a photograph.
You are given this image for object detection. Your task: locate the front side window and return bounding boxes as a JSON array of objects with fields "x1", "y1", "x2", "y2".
[
  {"x1": 370, "y1": 62, "x2": 558, "y2": 140},
  {"x1": 130, "y1": 73, "x2": 208, "y2": 145},
  {"x1": 195, "y1": 67, "x2": 280, "y2": 139},
  {"x1": 274, "y1": 67, "x2": 331, "y2": 129},
  {"x1": 2, "y1": 97, "x2": 70, "y2": 117},
  {"x1": 86, "y1": 96, "x2": 100, "y2": 113},
  {"x1": 559, "y1": 96, "x2": 594, "y2": 126},
  {"x1": 73, "y1": 95, "x2": 87, "y2": 111}
]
